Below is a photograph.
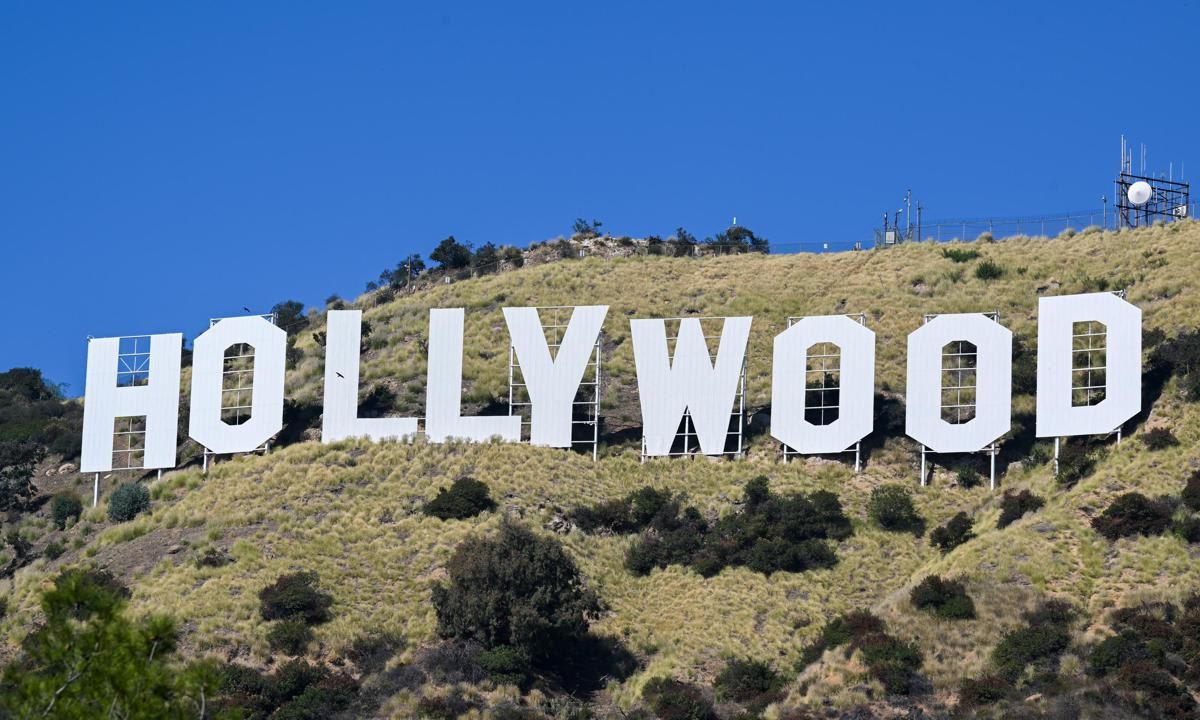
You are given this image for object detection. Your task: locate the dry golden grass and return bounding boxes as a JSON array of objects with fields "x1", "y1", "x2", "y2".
[{"x1": 3, "y1": 221, "x2": 1200, "y2": 711}]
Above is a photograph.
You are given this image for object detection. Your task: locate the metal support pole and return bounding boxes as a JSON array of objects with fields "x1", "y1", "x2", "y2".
[
  {"x1": 93, "y1": 473, "x2": 100, "y2": 507},
  {"x1": 854, "y1": 442, "x2": 861, "y2": 474},
  {"x1": 989, "y1": 446, "x2": 996, "y2": 491},
  {"x1": 203, "y1": 452, "x2": 209, "y2": 475},
  {"x1": 920, "y1": 446, "x2": 928, "y2": 487},
  {"x1": 1053, "y1": 437, "x2": 1060, "y2": 477}
]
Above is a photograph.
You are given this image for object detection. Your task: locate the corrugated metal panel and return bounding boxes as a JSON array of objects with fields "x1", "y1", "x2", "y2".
[
  {"x1": 425, "y1": 308, "x2": 521, "y2": 443},
  {"x1": 906, "y1": 314, "x2": 1012, "y2": 453},
  {"x1": 1036, "y1": 293, "x2": 1141, "y2": 437},
  {"x1": 771, "y1": 315, "x2": 875, "y2": 454},
  {"x1": 322, "y1": 310, "x2": 418, "y2": 442},
  {"x1": 503, "y1": 306, "x2": 607, "y2": 447},
  {"x1": 188, "y1": 316, "x2": 285, "y2": 454},
  {"x1": 80, "y1": 334, "x2": 182, "y2": 472},
  {"x1": 632, "y1": 317, "x2": 751, "y2": 456}
]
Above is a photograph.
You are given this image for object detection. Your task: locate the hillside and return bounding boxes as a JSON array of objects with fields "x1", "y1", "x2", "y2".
[{"x1": 4, "y1": 221, "x2": 1200, "y2": 718}]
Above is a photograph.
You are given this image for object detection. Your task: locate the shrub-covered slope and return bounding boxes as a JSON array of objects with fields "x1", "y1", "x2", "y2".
[{"x1": 4, "y1": 221, "x2": 1200, "y2": 718}]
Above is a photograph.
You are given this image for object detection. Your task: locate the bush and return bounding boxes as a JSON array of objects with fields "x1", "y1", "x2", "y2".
[
  {"x1": 958, "y1": 674, "x2": 1010, "y2": 707},
  {"x1": 432, "y1": 521, "x2": 599, "y2": 665},
  {"x1": 714, "y1": 658, "x2": 783, "y2": 711},
  {"x1": 43, "y1": 540, "x2": 65, "y2": 560},
  {"x1": 259, "y1": 572, "x2": 334, "y2": 624},
  {"x1": 1056, "y1": 440, "x2": 1097, "y2": 487},
  {"x1": 910, "y1": 576, "x2": 976, "y2": 620},
  {"x1": 50, "y1": 492, "x2": 83, "y2": 530},
  {"x1": 930, "y1": 512, "x2": 974, "y2": 553},
  {"x1": 1092, "y1": 493, "x2": 1173, "y2": 540},
  {"x1": 858, "y1": 633, "x2": 924, "y2": 694},
  {"x1": 974, "y1": 259, "x2": 1004, "y2": 281},
  {"x1": 997, "y1": 489, "x2": 1044, "y2": 529},
  {"x1": 570, "y1": 486, "x2": 674, "y2": 534},
  {"x1": 267, "y1": 619, "x2": 314, "y2": 655},
  {"x1": 423, "y1": 477, "x2": 496, "y2": 520},
  {"x1": 1183, "y1": 471, "x2": 1200, "y2": 511},
  {"x1": 954, "y1": 462, "x2": 981, "y2": 488},
  {"x1": 642, "y1": 677, "x2": 716, "y2": 720},
  {"x1": 477, "y1": 644, "x2": 531, "y2": 688},
  {"x1": 1173, "y1": 515, "x2": 1200, "y2": 543},
  {"x1": 625, "y1": 479, "x2": 852, "y2": 577},
  {"x1": 991, "y1": 600, "x2": 1075, "y2": 682},
  {"x1": 106, "y1": 482, "x2": 150, "y2": 522},
  {"x1": 1089, "y1": 631, "x2": 1149, "y2": 677},
  {"x1": 1141, "y1": 427, "x2": 1179, "y2": 450},
  {"x1": 868, "y1": 484, "x2": 923, "y2": 533},
  {"x1": 941, "y1": 247, "x2": 981, "y2": 263}
]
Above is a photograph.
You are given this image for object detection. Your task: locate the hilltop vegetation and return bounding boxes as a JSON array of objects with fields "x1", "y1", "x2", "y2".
[{"x1": 3, "y1": 221, "x2": 1200, "y2": 717}]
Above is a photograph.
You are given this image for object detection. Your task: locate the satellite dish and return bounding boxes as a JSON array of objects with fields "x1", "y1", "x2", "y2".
[{"x1": 1127, "y1": 181, "x2": 1153, "y2": 206}]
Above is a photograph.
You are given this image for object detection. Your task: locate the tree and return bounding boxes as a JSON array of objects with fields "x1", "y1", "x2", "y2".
[
  {"x1": 472, "y1": 242, "x2": 500, "y2": 275},
  {"x1": 430, "y1": 236, "x2": 473, "y2": 269},
  {"x1": 0, "y1": 569, "x2": 228, "y2": 719},
  {"x1": 668, "y1": 227, "x2": 697, "y2": 257},
  {"x1": 432, "y1": 520, "x2": 600, "y2": 663},
  {"x1": 710, "y1": 225, "x2": 769, "y2": 254},
  {"x1": 271, "y1": 300, "x2": 308, "y2": 332},
  {"x1": 0, "y1": 439, "x2": 45, "y2": 512},
  {"x1": 379, "y1": 254, "x2": 425, "y2": 288},
  {"x1": 571, "y1": 218, "x2": 603, "y2": 239}
]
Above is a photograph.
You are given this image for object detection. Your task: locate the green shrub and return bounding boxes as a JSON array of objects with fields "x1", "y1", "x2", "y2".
[
  {"x1": 267, "y1": 619, "x2": 314, "y2": 655},
  {"x1": 1173, "y1": 515, "x2": 1200, "y2": 543},
  {"x1": 714, "y1": 658, "x2": 784, "y2": 711},
  {"x1": 625, "y1": 479, "x2": 852, "y2": 577},
  {"x1": 868, "y1": 484, "x2": 923, "y2": 533},
  {"x1": 858, "y1": 633, "x2": 924, "y2": 694},
  {"x1": 432, "y1": 521, "x2": 598, "y2": 665},
  {"x1": 1055, "y1": 440, "x2": 1097, "y2": 487},
  {"x1": 1141, "y1": 427, "x2": 1179, "y2": 450},
  {"x1": 974, "y1": 260, "x2": 1004, "y2": 280},
  {"x1": 50, "y1": 492, "x2": 83, "y2": 530},
  {"x1": 997, "y1": 489, "x2": 1044, "y2": 529},
  {"x1": 941, "y1": 247, "x2": 981, "y2": 263},
  {"x1": 43, "y1": 540, "x2": 65, "y2": 561},
  {"x1": 642, "y1": 677, "x2": 716, "y2": 720},
  {"x1": 1089, "y1": 631, "x2": 1149, "y2": 677},
  {"x1": 930, "y1": 512, "x2": 974, "y2": 553},
  {"x1": 477, "y1": 644, "x2": 531, "y2": 688},
  {"x1": 958, "y1": 674, "x2": 1009, "y2": 707},
  {"x1": 1183, "y1": 471, "x2": 1200, "y2": 511},
  {"x1": 910, "y1": 576, "x2": 976, "y2": 620},
  {"x1": 991, "y1": 600, "x2": 1075, "y2": 682},
  {"x1": 106, "y1": 482, "x2": 150, "y2": 522},
  {"x1": 954, "y1": 462, "x2": 981, "y2": 488},
  {"x1": 1092, "y1": 493, "x2": 1173, "y2": 540},
  {"x1": 423, "y1": 477, "x2": 496, "y2": 520},
  {"x1": 570, "y1": 486, "x2": 674, "y2": 534},
  {"x1": 259, "y1": 571, "x2": 333, "y2": 624}
]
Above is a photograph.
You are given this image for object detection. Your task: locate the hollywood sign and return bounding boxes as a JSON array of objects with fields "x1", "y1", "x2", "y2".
[{"x1": 80, "y1": 292, "x2": 1141, "y2": 474}]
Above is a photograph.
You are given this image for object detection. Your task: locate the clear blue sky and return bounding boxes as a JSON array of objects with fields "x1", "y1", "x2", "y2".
[{"x1": 3, "y1": 2, "x2": 1198, "y2": 394}]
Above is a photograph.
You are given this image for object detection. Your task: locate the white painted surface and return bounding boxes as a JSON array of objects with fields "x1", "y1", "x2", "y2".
[
  {"x1": 1036, "y1": 292, "x2": 1141, "y2": 437},
  {"x1": 80, "y1": 334, "x2": 182, "y2": 472},
  {"x1": 189, "y1": 316, "x2": 286, "y2": 454},
  {"x1": 321, "y1": 310, "x2": 419, "y2": 442},
  {"x1": 425, "y1": 308, "x2": 521, "y2": 443},
  {"x1": 632, "y1": 317, "x2": 751, "y2": 456},
  {"x1": 771, "y1": 315, "x2": 875, "y2": 453},
  {"x1": 906, "y1": 314, "x2": 1012, "y2": 453},
  {"x1": 503, "y1": 306, "x2": 607, "y2": 447}
]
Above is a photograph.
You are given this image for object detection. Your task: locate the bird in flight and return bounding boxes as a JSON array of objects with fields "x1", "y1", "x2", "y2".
[
  {"x1": 243, "y1": 306, "x2": 252, "y2": 313},
  {"x1": 335, "y1": 372, "x2": 345, "y2": 379}
]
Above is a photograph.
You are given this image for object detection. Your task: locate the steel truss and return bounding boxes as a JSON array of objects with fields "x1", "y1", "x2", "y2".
[
  {"x1": 641, "y1": 317, "x2": 746, "y2": 461},
  {"x1": 919, "y1": 312, "x2": 1000, "y2": 490},
  {"x1": 507, "y1": 306, "x2": 602, "y2": 460},
  {"x1": 781, "y1": 313, "x2": 866, "y2": 472},
  {"x1": 1116, "y1": 172, "x2": 1190, "y2": 229}
]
